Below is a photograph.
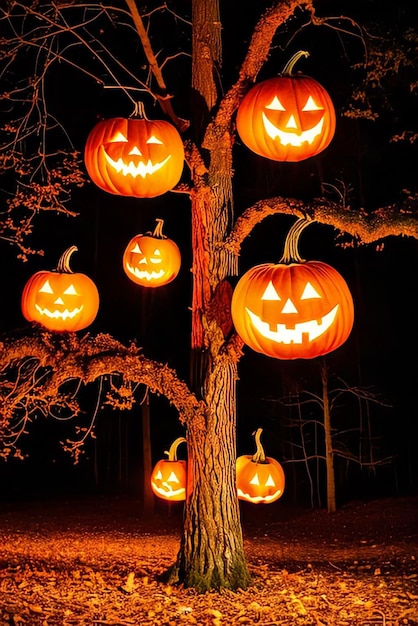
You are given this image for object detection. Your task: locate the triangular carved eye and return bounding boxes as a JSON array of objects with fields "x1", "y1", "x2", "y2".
[
  {"x1": 265, "y1": 474, "x2": 276, "y2": 487},
  {"x1": 132, "y1": 243, "x2": 143, "y2": 254},
  {"x1": 39, "y1": 280, "x2": 54, "y2": 294},
  {"x1": 301, "y1": 281, "x2": 321, "y2": 300},
  {"x1": 249, "y1": 473, "x2": 260, "y2": 486},
  {"x1": 301, "y1": 96, "x2": 323, "y2": 112},
  {"x1": 265, "y1": 96, "x2": 286, "y2": 111},
  {"x1": 63, "y1": 284, "x2": 78, "y2": 296},
  {"x1": 261, "y1": 281, "x2": 280, "y2": 301},
  {"x1": 155, "y1": 470, "x2": 162, "y2": 480},
  {"x1": 110, "y1": 131, "x2": 128, "y2": 142},
  {"x1": 147, "y1": 135, "x2": 163, "y2": 145},
  {"x1": 168, "y1": 471, "x2": 180, "y2": 484}
]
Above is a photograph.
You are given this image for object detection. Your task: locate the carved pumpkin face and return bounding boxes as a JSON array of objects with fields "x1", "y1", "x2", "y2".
[
  {"x1": 236, "y1": 429, "x2": 285, "y2": 504},
  {"x1": 21, "y1": 247, "x2": 99, "y2": 332},
  {"x1": 150, "y1": 437, "x2": 187, "y2": 502},
  {"x1": 84, "y1": 117, "x2": 185, "y2": 198},
  {"x1": 236, "y1": 74, "x2": 336, "y2": 162},
  {"x1": 151, "y1": 459, "x2": 187, "y2": 501},
  {"x1": 123, "y1": 219, "x2": 181, "y2": 287},
  {"x1": 236, "y1": 455, "x2": 285, "y2": 504},
  {"x1": 231, "y1": 260, "x2": 354, "y2": 360}
]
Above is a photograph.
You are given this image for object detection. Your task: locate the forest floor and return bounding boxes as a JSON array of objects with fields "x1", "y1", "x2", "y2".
[{"x1": 0, "y1": 493, "x2": 417, "y2": 626}]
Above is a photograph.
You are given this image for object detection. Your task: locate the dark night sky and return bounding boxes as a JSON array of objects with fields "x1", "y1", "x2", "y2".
[{"x1": 1, "y1": 0, "x2": 418, "y2": 505}]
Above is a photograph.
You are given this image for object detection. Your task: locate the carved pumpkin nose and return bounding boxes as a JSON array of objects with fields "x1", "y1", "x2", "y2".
[
  {"x1": 286, "y1": 115, "x2": 298, "y2": 129},
  {"x1": 281, "y1": 298, "x2": 298, "y2": 314},
  {"x1": 54, "y1": 297, "x2": 65, "y2": 305},
  {"x1": 129, "y1": 146, "x2": 142, "y2": 156}
]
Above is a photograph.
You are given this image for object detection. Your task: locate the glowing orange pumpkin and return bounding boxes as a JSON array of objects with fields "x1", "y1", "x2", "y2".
[
  {"x1": 150, "y1": 437, "x2": 187, "y2": 501},
  {"x1": 231, "y1": 219, "x2": 354, "y2": 360},
  {"x1": 236, "y1": 428, "x2": 285, "y2": 504},
  {"x1": 123, "y1": 219, "x2": 181, "y2": 287},
  {"x1": 21, "y1": 246, "x2": 100, "y2": 332},
  {"x1": 236, "y1": 51, "x2": 336, "y2": 162},
  {"x1": 84, "y1": 112, "x2": 185, "y2": 198}
]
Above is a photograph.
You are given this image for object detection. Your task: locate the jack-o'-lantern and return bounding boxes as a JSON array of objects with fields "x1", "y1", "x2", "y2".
[
  {"x1": 236, "y1": 428, "x2": 285, "y2": 504},
  {"x1": 236, "y1": 51, "x2": 336, "y2": 162},
  {"x1": 151, "y1": 437, "x2": 187, "y2": 501},
  {"x1": 231, "y1": 218, "x2": 354, "y2": 360},
  {"x1": 21, "y1": 246, "x2": 100, "y2": 332},
  {"x1": 84, "y1": 107, "x2": 185, "y2": 198},
  {"x1": 123, "y1": 219, "x2": 181, "y2": 287}
]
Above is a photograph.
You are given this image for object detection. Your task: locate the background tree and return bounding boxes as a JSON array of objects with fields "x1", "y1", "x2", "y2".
[{"x1": 0, "y1": 0, "x2": 417, "y2": 591}]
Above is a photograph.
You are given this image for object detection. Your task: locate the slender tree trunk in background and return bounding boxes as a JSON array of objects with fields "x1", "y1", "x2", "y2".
[
  {"x1": 167, "y1": 0, "x2": 250, "y2": 590},
  {"x1": 322, "y1": 361, "x2": 337, "y2": 513},
  {"x1": 142, "y1": 394, "x2": 154, "y2": 514}
]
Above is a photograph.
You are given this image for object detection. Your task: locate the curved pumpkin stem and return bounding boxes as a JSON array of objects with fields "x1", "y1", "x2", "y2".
[
  {"x1": 57, "y1": 246, "x2": 78, "y2": 273},
  {"x1": 279, "y1": 217, "x2": 315, "y2": 264},
  {"x1": 252, "y1": 428, "x2": 267, "y2": 464},
  {"x1": 132, "y1": 101, "x2": 148, "y2": 120},
  {"x1": 165, "y1": 436, "x2": 187, "y2": 461},
  {"x1": 152, "y1": 218, "x2": 166, "y2": 239},
  {"x1": 281, "y1": 50, "x2": 310, "y2": 76}
]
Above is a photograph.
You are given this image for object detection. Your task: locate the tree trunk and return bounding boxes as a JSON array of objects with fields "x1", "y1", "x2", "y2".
[
  {"x1": 321, "y1": 361, "x2": 337, "y2": 513},
  {"x1": 164, "y1": 0, "x2": 251, "y2": 590},
  {"x1": 169, "y1": 357, "x2": 250, "y2": 590},
  {"x1": 142, "y1": 394, "x2": 154, "y2": 514}
]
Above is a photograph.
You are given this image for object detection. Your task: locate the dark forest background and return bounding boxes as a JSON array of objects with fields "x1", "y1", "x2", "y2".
[{"x1": 1, "y1": 0, "x2": 417, "y2": 510}]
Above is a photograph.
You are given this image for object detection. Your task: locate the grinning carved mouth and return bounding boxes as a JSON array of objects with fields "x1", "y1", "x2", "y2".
[
  {"x1": 237, "y1": 488, "x2": 282, "y2": 503},
  {"x1": 35, "y1": 305, "x2": 83, "y2": 320},
  {"x1": 126, "y1": 264, "x2": 165, "y2": 281},
  {"x1": 262, "y1": 113, "x2": 324, "y2": 146},
  {"x1": 151, "y1": 482, "x2": 185, "y2": 498},
  {"x1": 103, "y1": 150, "x2": 171, "y2": 178},
  {"x1": 246, "y1": 304, "x2": 338, "y2": 344}
]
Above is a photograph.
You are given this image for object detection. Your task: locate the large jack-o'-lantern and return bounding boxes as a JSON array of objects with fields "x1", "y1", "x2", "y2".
[
  {"x1": 21, "y1": 246, "x2": 100, "y2": 332},
  {"x1": 236, "y1": 428, "x2": 285, "y2": 504},
  {"x1": 236, "y1": 51, "x2": 336, "y2": 162},
  {"x1": 150, "y1": 437, "x2": 187, "y2": 502},
  {"x1": 84, "y1": 106, "x2": 185, "y2": 198},
  {"x1": 231, "y1": 218, "x2": 354, "y2": 360},
  {"x1": 123, "y1": 219, "x2": 181, "y2": 287}
]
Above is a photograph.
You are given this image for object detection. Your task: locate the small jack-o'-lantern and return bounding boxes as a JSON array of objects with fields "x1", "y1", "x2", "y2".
[
  {"x1": 236, "y1": 428, "x2": 285, "y2": 504},
  {"x1": 123, "y1": 219, "x2": 181, "y2": 287},
  {"x1": 231, "y1": 219, "x2": 354, "y2": 360},
  {"x1": 84, "y1": 106, "x2": 185, "y2": 198},
  {"x1": 151, "y1": 437, "x2": 187, "y2": 501},
  {"x1": 236, "y1": 51, "x2": 336, "y2": 162},
  {"x1": 21, "y1": 246, "x2": 100, "y2": 332}
]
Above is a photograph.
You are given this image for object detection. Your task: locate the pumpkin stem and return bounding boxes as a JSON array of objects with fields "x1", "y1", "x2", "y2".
[
  {"x1": 57, "y1": 246, "x2": 78, "y2": 273},
  {"x1": 153, "y1": 218, "x2": 166, "y2": 239},
  {"x1": 132, "y1": 101, "x2": 148, "y2": 120},
  {"x1": 279, "y1": 217, "x2": 315, "y2": 264},
  {"x1": 165, "y1": 437, "x2": 187, "y2": 461},
  {"x1": 281, "y1": 50, "x2": 309, "y2": 76},
  {"x1": 252, "y1": 428, "x2": 266, "y2": 464}
]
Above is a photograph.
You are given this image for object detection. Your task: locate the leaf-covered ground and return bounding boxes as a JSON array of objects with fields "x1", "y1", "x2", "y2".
[{"x1": 0, "y1": 494, "x2": 417, "y2": 625}]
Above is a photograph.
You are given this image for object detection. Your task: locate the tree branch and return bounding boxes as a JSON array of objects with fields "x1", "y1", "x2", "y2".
[{"x1": 224, "y1": 196, "x2": 418, "y2": 255}]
